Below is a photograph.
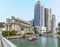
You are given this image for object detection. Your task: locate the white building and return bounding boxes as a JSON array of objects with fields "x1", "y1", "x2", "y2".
[{"x1": 6, "y1": 16, "x2": 31, "y2": 34}]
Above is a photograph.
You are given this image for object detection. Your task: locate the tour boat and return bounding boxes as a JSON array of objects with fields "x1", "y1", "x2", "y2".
[{"x1": 28, "y1": 37, "x2": 37, "y2": 41}]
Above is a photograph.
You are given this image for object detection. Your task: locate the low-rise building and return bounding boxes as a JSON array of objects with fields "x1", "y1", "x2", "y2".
[{"x1": 6, "y1": 16, "x2": 31, "y2": 34}]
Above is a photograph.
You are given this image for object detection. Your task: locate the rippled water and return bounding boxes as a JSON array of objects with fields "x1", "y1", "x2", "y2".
[{"x1": 9, "y1": 35, "x2": 60, "y2": 47}]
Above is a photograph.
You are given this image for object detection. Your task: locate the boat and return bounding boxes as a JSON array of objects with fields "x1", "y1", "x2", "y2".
[{"x1": 28, "y1": 37, "x2": 37, "y2": 41}]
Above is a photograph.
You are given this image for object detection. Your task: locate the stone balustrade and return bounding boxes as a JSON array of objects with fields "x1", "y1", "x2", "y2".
[{"x1": 0, "y1": 34, "x2": 17, "y2": 47}]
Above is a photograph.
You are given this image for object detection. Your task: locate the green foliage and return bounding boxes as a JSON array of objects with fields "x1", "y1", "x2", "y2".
[
  {"x1": 2, "y1": 30, "x2": 10, "y2": 37},
  {"x1": 34, "y1": 28, "x2": 39, "y2": 34},
  {"x1": 57, "y1": 30, "x2": 60, "y2": 35},
  {"x1": 2, "y1": 30, "x2": 18, "y2": 37},
  {"x1": 58, "y1": 22, "x2": 60, "y2": 28},
  {"x1": 34, "y1": 30, "x2": 39, "y2": 34},
  {"x1": 0, "y1": 22, "x2": 5, "y2": 28},
  {"x1": 25, "y1": 33, "x2": 33, "y2": 35},
  {"x1": 10, "y1": 30, "x2": 17, "y2": 35},
  {"x1": 21, "y1": 27, "x2": 24, "y2": 31}
]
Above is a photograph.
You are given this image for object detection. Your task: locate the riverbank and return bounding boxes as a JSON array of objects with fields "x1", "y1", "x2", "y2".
[
  {"x1": 7, "y1": 34, "x2": 39, "y2": 39},
  {"x1": 6, "y1": 33, "x2": 60, "y2": 39},
  {"x1": 57, "y1": 34, "x2": 60, "y2": 38}
]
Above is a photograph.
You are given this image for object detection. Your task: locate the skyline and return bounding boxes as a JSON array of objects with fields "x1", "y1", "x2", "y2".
[{"x1": 0, "y1": 0, "x2": 60, "y2": 26}]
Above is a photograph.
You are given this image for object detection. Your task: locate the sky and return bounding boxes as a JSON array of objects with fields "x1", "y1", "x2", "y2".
[{"x1": 0, "y1": 0, "x2": 60, "y2": 26}]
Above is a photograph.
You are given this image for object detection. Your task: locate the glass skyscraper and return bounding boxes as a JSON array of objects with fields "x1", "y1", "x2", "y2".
[
  {"x1": 34, "y1": 1, "x2": 41, "y2": 26},
  {"x1": 34, "y1": 1, "x2": 46, "y2": 33},
  {"x1": 33, "y1": 0, "x2": 56, "y2": 33},
  {"x1": 34, "y1": 1, "x2": 45, "y2": 27}
]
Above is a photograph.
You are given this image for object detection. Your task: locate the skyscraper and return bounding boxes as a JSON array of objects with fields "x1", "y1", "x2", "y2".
[
  {"x1": 44, "y1": 8, "x2": 52, "y2": 32},
  {"x1": 34, "y1": 1, "x2": 41, "y2": 26},
  {"x1": 34, "y1": 1, "x2": 46, "y2": 33},
  {"x1": 51, "y1": 15, "x2": 56, "y2": 33}
]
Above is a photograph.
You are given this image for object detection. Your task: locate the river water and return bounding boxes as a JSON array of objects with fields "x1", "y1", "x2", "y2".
[{"x1": 9, "y1": 35, "x2": 60, "y2": 47}]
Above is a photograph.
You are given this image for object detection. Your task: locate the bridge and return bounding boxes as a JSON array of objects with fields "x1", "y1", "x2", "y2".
[{"x1": 0, "y1": 31, "x2": 17, "y2": 47}]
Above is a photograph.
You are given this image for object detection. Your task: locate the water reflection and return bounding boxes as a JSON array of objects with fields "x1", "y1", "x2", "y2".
[{"x1": 9, "y1": 35, "x2": 60, "y2": 47}]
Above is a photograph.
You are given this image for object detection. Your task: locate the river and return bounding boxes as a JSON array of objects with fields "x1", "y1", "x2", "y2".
[{"x1": 9, "y1": 34, "x2": 60, "y2": 47}]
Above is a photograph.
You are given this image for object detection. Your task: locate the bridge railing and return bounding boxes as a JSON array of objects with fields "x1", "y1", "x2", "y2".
[{"x1": 0, "y1": 34, "x2": 17, "y2": 47}]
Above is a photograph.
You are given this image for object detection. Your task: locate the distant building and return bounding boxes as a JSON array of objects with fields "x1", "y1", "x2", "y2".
[
  {"x1": 28, "y1": 20, "x2": 34, "y2": 27},
  {"x1": 44, "y1": 8, "x2": 52, "y2": 32},
  {"x1": 6, "y1": 16, "x2": 31, "y2": 34},
  {"x1": 51, "y1": 15, "x2": 56, "y2": 33},
  {"x1": 34, "y1": 1, "x2": 46, "y2": 33}
]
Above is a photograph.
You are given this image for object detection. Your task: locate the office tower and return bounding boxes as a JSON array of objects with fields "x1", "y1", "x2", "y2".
[
  {"x1": 34, "y1": 1, "x2": 41, "y2": 26},
  {"x1": 51, "y1": 15, "x2": 56, "y2": 33},
  {"x1": 44, "y1": 8, "x2": 52, "y2": 32},
  {"x1": 34, "y1": 1, "x2": 46, "y2": 33}
]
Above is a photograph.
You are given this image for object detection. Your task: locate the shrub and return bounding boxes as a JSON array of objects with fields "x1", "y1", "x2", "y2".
[
  {"x1": 25, "y1": 33, "x2": 33, "y2": 35},
  {"x1": 10, "y1": 30, "x2": 18, "y2": 35},
  {"x1": 2, "y1": 30, "x2": 10, "y2": 37},
  {"x1": 2, "y1": 30, "x2": 18, "y2": 37}
]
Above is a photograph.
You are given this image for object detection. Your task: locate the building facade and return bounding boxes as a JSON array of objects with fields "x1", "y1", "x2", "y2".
[{"x1": 6, "y1": 16, "x2": 31, "y2": 34}]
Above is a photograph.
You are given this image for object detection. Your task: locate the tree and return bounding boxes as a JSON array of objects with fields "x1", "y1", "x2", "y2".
[
  {"x1": 57, "y1": 30, "x2": 60, "y2": 35},
  {"x1": 0, "y1": 22, "x2": 5, "y2": 28},
  {"x1": 58, "y1": 22, "x2": 60, "y2": 28},
  {"x1": 58, "y1": 22, "x2": 60, "y2": 30},
  {"x1": 34, "y1": 28, "x2": 39, "y2": 34},
  {"x1": 57, "y1": 22, "x2": 60, "y2": 35}
]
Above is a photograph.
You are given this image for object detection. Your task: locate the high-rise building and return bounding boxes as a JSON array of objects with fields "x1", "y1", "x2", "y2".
[
  {"x1": 44, "y1": 8, "x2": 52, "y2": 32},
  {"x1": 51, "y1": 15, "x2": 56, "y2": 33},
  {"x1": 34, "y1": 1, "x2": 46, "y2": 33},
  {"x1": 34, "y1": 1, "x2": 41, "y2": 26}
]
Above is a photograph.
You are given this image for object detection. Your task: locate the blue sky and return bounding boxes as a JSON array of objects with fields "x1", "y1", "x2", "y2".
[{"x1": 0, "y1": 0, "x2": 60, "y2": 26}]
